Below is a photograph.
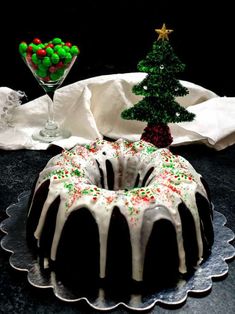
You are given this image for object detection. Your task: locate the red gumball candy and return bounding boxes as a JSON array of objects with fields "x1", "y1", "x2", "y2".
[
  {"x1": 49, "y1": 66, "x2": 57, "y2": 73},
  {"x1": 65, "y1": 42, "x2": 72, "y2": 47},
  {"x1": 27, "y1": 46, "x2": 33, "y2": 54},
  {"x1": 31, "y1": 63, "x2": 38, "y2": 70},
  {"x1": 37, "y1": 49, "x2": 47, "y2": 58},
  {"x1": 26, "y1": 54, "x2": 32, "y2": 62},
  {"x1": 26, "y1": 55, "x2": 31, "y2": 63},
  {"x1": 56, "y1": 61, "x2": 64, "y2": 68},
  {"x1": 45, "y1": 43, "x2": 54, "y2": 48},
  {"x1": 43, "y1": 76, "x2": 51, "y2": 82},
  {"x1": 33, "y1": 38, "x2": 41, "y2": 45}
]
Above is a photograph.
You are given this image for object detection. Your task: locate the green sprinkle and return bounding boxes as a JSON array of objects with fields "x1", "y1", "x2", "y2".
[{"x1": 72, "y1": 169, "x2": 81, "y2": 177}]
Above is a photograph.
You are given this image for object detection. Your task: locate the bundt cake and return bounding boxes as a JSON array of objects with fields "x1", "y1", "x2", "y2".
[{"x1": 26, "y1": 139, "x2": 214, "y2": 296}]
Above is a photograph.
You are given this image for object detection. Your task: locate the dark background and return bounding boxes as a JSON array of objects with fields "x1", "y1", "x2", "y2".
[{"x1": 0, "y1": 1, "x2": 234, "y2": 101}]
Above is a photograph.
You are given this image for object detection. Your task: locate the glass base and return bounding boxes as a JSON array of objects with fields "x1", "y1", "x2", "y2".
[{"x1": 32, "y1": 128, "x2": 71, "y2": 143}]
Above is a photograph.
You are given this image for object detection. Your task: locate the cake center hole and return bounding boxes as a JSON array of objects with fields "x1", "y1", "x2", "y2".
[{"x1": 96, "y1": 159, "x2": 154, "y2": 191}]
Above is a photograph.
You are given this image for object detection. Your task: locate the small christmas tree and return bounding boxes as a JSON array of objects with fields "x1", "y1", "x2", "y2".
[{"x1": 121, "y1": 24, "x2": 195, "y2": 148}]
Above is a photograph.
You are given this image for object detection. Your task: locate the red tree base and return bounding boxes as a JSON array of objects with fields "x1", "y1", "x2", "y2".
[{"x1": 141, "y1": 123, "x2": 173, "y2": 148}]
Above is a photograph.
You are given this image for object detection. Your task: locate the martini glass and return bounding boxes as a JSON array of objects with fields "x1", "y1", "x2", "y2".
[{"x1": 19, "y1": 37, "x2": 79, "y2": 143}]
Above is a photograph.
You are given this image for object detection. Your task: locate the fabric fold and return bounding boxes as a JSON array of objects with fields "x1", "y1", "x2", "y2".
[{"x1": 0, "y1": 73, "x2": 234, "y2": 151}]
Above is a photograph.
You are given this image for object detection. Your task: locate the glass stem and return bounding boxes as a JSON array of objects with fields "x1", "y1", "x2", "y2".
[
  {"x1": 39, "y1": 90, "x2": 61, "y2": 138},
  {"x1": 45, "y1": 91, "x2": 58, "y2": 131}
]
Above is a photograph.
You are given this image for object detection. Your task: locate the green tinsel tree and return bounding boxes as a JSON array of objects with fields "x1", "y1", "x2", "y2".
[{"x1": 121, "y1": 24, "x2": 195, "y2": 148}]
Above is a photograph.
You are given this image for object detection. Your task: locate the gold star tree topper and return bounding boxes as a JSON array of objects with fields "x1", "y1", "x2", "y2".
[{"x1": 155, "y1": 23, "x2": 173, "y2": 41}]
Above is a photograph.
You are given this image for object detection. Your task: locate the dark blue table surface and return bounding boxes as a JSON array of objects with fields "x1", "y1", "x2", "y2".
[{"x1": 0, "y1": 143, "x2": 235, "y2": 314}]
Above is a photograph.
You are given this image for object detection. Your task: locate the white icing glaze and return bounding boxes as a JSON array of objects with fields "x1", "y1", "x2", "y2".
[{"x1": 29, "y1": 139, "x2": 211, "y2": 282}]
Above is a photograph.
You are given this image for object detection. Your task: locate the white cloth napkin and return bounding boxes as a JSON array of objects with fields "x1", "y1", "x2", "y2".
[{"x1": 0, "y1": 72, "x2": 234, "y2": 150}]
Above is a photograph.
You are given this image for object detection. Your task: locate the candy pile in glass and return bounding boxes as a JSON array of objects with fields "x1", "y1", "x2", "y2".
[{"x1": 19, "y1": 37, "x2": 80, "y2": 85}]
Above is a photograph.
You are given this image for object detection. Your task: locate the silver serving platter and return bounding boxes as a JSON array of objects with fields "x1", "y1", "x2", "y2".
[{"x1": 0, "y1": 191, "x2": 235, "y2": 311}]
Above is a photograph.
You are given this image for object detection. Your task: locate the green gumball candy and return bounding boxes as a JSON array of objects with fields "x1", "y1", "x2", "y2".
[
  {"x1": 50, "y1": 71, "x2": 62, "y2": 81},
  {"x1": 57, "y1": 68, "x2": 65, "y2": 76},
  {"x1": 19, "y1": 42, "x2": 28, "y2": 55},
  {"x1": 64, "y1": 52, "x2": 72, "y2": 64},
  {"x1": 54, "y1": 44, "x2": 62, "y2": 52},
  {"x1": 63, "y1": 45, "x2": 70, "y2": 53},
  {"x1": 46, "y1": 47, "x2": 54, "y2": 56},
  {"x1": 70, "y1": 45, "x2": 80, "y2": 56},
  {"x1": 38, "y1": 63, "x2": 48, "y2": 71},
  {"x1": 38, "y1": 43, "x2": 45, "y2": 49},
  {"x1": 30, "y1": 43, "x2": 40, "y2": 53},
  {"x1": 52, "y1": 37, "x2": 62, "y2": 45},
  {"x1": 31, "y1": 53, "x2": 41, "y2": 65},
  {"x1": 57, "y1": 48, "x2": 66, "y2": 58},
  {"x1": 36, "y1": 68, "x2": 47, "y2": 78},
  {"x1": 42, "y1": 56, "x2": 52, "y2": 67},
  {"x1": 51, "y1": 53, "x2": 60, "y2": 64}
]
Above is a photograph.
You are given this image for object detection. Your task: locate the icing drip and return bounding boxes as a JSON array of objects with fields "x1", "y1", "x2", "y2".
[{"x1": 31, "y1": 139, "x2": 212, "y2": 282}]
